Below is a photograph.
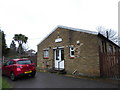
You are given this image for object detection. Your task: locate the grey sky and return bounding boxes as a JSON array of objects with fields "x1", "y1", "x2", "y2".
[{"x1": 0, "y1": 0, "x2": 119, "y2": 51}]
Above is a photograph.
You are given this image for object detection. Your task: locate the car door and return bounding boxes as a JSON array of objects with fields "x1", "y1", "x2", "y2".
[
  {"x1": 2, "y1": 60, "x2": 14, "y2": 76},
  {"x1": 2, "y1": 61, "x2": 11, "y2": 75}
]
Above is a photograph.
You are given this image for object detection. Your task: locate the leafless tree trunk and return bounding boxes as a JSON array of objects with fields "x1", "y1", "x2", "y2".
[
  {"x1": 96, "y1": 26, "x2": 118, "y2": 44},
  {"x1": 118, "y1": 36, "x2": 120, "y2": 46}
]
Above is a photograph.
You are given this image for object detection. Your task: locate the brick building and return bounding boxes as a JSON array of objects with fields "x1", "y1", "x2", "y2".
[{"x1": 37, "y1": 25, "x2": 120, "y2": 77}]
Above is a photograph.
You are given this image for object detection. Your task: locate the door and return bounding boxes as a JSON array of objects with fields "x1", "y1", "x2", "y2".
[
  {"x1": 54, "y1": 48, "x2": 64, "y2": 69},
  {"x1": 2, "y1": 60, "x2": 14, "y2": 75}
]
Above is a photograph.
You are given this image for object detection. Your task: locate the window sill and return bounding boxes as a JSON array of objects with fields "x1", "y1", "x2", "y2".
[
  {"x1": 43, "y1": 57, "x2": 49, "y2": 59},
  {"x1": 70, "y1": 57, "x2": 74, "y2": 59}
]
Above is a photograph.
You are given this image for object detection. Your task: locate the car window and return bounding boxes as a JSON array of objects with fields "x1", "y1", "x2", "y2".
[
  {"x1": 9, "y1": 61, "x2": 14, "y2": 65},
  {"x1": 17, "y1": 60, "x2": 32, "y2": 65},
  {"x1": 4, "y1": 61, "x2": 11, "y2": 66}
]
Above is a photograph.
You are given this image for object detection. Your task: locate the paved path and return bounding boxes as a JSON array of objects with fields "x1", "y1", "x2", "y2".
[{"x1": 2, "y1": 72, "x2": 119, "y2": 88}]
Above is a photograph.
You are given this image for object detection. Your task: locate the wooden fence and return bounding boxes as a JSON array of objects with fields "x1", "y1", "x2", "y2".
[{"x1": 99, "y1": 52, "x2": 120, "y2": 79}]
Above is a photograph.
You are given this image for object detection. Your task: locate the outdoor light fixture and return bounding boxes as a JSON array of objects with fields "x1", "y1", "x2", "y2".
[{"x1": 76, "y1": 40, "x2": 80, "y2": 45}]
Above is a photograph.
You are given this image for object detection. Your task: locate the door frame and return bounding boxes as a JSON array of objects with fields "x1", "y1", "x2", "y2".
[{"x1": 53, "y1": 47, "x2": 65, "y2": 70}]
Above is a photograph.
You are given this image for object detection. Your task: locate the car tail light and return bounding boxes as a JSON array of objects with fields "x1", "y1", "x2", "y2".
[{"x1": 17, "y1": 66, "x2": 22, "y2": 68}]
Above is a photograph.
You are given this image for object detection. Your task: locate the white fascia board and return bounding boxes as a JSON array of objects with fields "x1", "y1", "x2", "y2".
[{"x1": 57, "y1": 25, "x2": 98, "y2": 35}]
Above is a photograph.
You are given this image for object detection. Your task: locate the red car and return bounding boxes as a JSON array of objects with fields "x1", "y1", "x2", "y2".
[{"x1": 2, "y1": 58, "x2": 36, "y2": 81}]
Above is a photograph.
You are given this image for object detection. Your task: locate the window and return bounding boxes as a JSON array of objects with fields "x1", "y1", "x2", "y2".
[
  {"x1": 9, "y1": 61, "x2": 14, "y2": 65},
  {"x1": 17, "y1": 60, "x2": 32, "y2": 65},
  {"x1": 70, "y1": 47, "x2": 74, "y2": 58},
  {"x1": 109, "y1": 45, "x2": 113, "y2": 53},
  {"x1": 5, "y1": 61, "x2": 11, "y2": 66},
  {"x1": 56, "y1": 49, "x2": 59, "y2": 60},
  {"x1": 61, "y1": 49, "x2": 64, "y2": 60},
  {"x1": 43, "y1": 50, "x2": 49, "y2": 58}
]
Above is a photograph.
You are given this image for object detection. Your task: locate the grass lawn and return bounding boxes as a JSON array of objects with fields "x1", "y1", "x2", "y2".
[{"x1": 0, "y1": 77, "x2": 11, "y2": 88}]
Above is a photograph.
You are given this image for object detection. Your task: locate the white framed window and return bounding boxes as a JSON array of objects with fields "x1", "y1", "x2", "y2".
[
  {"x1": 43, "y1": 50, "x2": 49, "y2": 58},
  {"x1": 70, "y1": 46, "x2": 74, "y2": 58}
]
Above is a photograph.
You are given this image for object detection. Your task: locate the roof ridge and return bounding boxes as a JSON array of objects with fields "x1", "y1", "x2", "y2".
[{"x1": 57, "y1": 25, "x2": 98, "y2": 35}]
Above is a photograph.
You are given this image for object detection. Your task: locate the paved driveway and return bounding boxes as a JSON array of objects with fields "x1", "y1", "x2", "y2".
[{"x1": 2, "y1": 72, "x2": 119, "y2": 88}]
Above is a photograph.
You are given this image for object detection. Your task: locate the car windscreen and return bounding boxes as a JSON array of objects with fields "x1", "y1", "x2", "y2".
[{"x1": 17, "y1": 60, "x2": 32, "y2": 65}]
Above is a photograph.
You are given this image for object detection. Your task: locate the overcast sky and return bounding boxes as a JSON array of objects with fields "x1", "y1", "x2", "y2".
[{"x1": 0, "y1": 0, "x2": 119, "y2": 51}]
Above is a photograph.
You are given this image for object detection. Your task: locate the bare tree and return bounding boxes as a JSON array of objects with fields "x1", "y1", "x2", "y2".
[
  {"x1": 96, "y1": 26, "x2": 118, "y2": 43},
  {"x1": 118, "y1": 36, "x2": 120, "y2": 46}
]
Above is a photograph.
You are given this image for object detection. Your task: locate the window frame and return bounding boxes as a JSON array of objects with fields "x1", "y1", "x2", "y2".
[
  {"x1": 70, "y1": 46, "x2": 75, "y2": 58},
  {"x1": 43, "y1": 50, "x2": 49, "y2": 59}
]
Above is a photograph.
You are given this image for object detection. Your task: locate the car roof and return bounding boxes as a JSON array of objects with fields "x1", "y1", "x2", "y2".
[{"x1": 11, "y1": 58, "x2": 29, "y2": 61}]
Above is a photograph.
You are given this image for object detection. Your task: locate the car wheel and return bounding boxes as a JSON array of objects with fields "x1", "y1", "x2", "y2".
[{"x1": 10, "y1": 72, "x2": 16, "y2": 81}]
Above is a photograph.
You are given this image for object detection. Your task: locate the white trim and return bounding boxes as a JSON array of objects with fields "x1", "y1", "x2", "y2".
[
  {"x1": 53, "y1": 46, "x2": 64, "y2": 49},
  {"x1": 59, "y1": 46, "x2": 64, "y2": 49},
  {"x1": 70, "y1": 46, "x2": 75, "y2": 57},
  {"x1": 53, "y1": 47, "x2": 57, "y2": 49},
  {"x1": 43, "y1": 48, "x2": 49, "y2": 50}
]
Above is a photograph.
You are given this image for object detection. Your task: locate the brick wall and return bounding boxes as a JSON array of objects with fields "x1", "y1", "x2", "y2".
[{"x1": 37, "y1": 27, "x2": 100, "y2": 76}]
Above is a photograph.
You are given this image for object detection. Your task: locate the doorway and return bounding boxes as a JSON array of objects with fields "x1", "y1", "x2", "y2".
[{"x1": 54, "y1": 47, "x2": 64, "y2": 69}]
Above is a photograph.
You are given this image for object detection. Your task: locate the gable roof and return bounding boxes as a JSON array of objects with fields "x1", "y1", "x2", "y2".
[
  {"x1": 57, "y1": 25, "x2": 98, "y2": 35},
  {"x1": 37, "y1": 25, "x2": 98, "y2": 45},
  {"x1": 37, "y1": 25, "x2": 120, "y2": 48}
]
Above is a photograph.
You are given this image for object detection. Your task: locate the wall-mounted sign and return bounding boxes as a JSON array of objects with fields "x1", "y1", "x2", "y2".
[{"x1": 55, "y1": 38, "x2": 62, "y2": 43}]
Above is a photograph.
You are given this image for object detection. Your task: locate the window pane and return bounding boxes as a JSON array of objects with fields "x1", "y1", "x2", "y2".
[
  {"x1": 71, "y1": 51, "x2": 74, "y2": 56},
  {"x1": 6, "y1": 61, "x2": 11, "y2": 66},
  {"x1": 61, "y1": 49, "x2": 64, "y2": 60},
  {"x1": 43, "y1": 50, "x2": 49, "y2": 58},
  {"x1": 56, "y1": 49, "x2": 59, "y2": 60},
  {"x1": 46, "y1": 51, "x2": 49, "y2": 57},
  {"x1": 70, "y1": 47, "x2": 74, "y2": 57},
  {"x1": 17, "y1": 60, "x2": 32, "y2": 65},
  {"x1": 71, "y1": 47, "x2": 74, "y2": 50},
  {"x1": 10, "y1": 61, "x2": 14, "y2": 65}
]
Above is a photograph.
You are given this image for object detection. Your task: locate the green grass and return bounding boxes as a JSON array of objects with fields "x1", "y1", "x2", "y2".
[
  {"x1": 0, "y1": 77, "x2": 11, "y2": 88},
  {"x1": 0, "y1": 77, "x2": 1, "y2": 89}
]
